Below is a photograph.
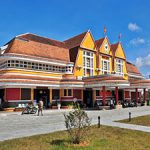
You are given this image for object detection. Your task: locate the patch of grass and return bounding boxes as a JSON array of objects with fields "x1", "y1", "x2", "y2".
[
  {"x1": 0, "y1": 125, "x2": 150, "y2": 150},
  {"x1": 118, "y1": 115, "x2": 150, "y2": 126}
]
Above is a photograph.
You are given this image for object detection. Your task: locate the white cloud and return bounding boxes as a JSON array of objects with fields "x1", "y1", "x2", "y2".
[
  {"x1": 128, "y1": 23, "x2": 141, "y2": 32},
  {"x1": 129, "y1": 37, "x2": 145, "y2": 46},
  {"x1": 135, "y1": 54, "x2": 150, "y2": 67},
  {"x1": 135, "y1": 57, "x2": 143, "y2": 67}
]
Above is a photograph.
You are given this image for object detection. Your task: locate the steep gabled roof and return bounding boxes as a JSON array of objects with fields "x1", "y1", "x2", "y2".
[
  {"x1": 126, "y1": 61, "x2": 142, "y2": 76},
  {"x1": 64, "y1": 31, "x2": 87, "y2": 49},
  {"x1": 16, "y1": 33, "x2": 67, "y2": 48},
  {"x1": 111, "y1": 43, "x2": 119, "y2": 56},
  {"x1": 95, "y1": 37, "x2": 105, "y2": 48}
]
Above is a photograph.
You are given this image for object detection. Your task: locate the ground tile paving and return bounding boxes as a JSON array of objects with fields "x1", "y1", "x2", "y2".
[{"x1": 0, "y1": 106, "x2": 150, "y2": 141}]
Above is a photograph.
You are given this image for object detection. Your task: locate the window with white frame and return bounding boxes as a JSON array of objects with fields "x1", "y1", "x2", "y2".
[
  {"x1": 101, "y1": 59, "x2": 110, "y2": 74},
  {"x1": 0, "y1": 60, "x2": 73, "y2": 74},
  {"x1": 83, "y1": 50, "x2": 94, "y2": 77},
  {"x1": 116, "y1": 59, "x2": 123, "y2": 75}
]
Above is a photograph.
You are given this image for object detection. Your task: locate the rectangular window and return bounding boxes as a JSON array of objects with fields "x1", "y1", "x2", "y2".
[
  {"x1": 68, "y1": 89, "x2": 72, "y2": 96},
  {"x1": 32, "y1": 63, "x2": 35, "y2": 69},
  {"x1": 39, "y1": 64, "x2": 42, "y2": 70},
  {"x1": 64, "y1": 89, "x2": 67, "y2": 96},
  {"x1": 83, "y1": 50, "x2": 94, "y2": 77},
  {"x1": 102, "y1": 59, "x2": 110, "y2": 74},
  {"x1": 20, "y1": 61, "x2": 23, "y2": 68},
  {"x1": 21, "y1": 88, "x2": 31, "y2": 100},
  {"x1": 5, "y1": 59, "x2": 72, "y2": 74},
  {"x1": 24, "y1": 62, "x2": 27, "y2": 68},
  {"x1": 116, "y1": 59, "x2": 123, "y2": 75},
  {"x1": 63, "y1": 89, "x2": 72, "y2": 96},
  {"x1": 52, "y1": 89, "x2": 60, "y2": 99}
]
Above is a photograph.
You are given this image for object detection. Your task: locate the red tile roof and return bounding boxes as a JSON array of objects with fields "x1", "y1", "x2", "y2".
[
  {"x1": 95, "y1": 38, "x2": 105, "y2": 48},
  {"x1": 130, "y1": 79, "x2": 150, "y2": 87},
  {"x1": 17, "y1": 33, "x2": 67, "y2": 48},
  {"x1": 4, "y1": 37, "x2": 70, "y2": 62},
  {"x1": 3, "y1": 32, "x2": 89, "y2": 63},
  {"x1": 1, "y1": 32, "x2": 143, "y2": 80},
  {"x1": 83, "y1": 75, "x2": 127, "y2": 83},
  {"x1": 64, "y1": 31, "x2": 87, "y2": 49},
  {"x1": 126, "y1": 62, "x2": 142, "y2": 76},
  {"x1": 111, "y1": 43, "x2": 119, "y2": 56},
  {"x1": 131, "y1": 79, "x2": 150, "y2": 84}
]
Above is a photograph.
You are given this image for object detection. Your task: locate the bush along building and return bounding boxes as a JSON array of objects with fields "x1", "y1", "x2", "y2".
[{"x1": 0, "y1": 30, "x2": 150, "y2": 109}]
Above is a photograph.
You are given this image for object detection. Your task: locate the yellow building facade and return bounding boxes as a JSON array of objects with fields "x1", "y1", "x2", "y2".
[{"x1": 0, "y1": 30, "x2": 149, "y2": 109}]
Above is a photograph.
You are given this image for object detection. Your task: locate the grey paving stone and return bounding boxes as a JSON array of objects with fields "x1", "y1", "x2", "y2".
[{"x1": 0, "y1": 106, "x2": 150, "y2": 141}]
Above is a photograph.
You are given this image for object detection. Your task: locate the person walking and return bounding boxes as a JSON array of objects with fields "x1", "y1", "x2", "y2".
[
  {"x1": 110, "y1": 98, "x2": 114, "y2": 109},
  {"x1": 38, "y1": 98, "x2": 43, "y2": 116}
]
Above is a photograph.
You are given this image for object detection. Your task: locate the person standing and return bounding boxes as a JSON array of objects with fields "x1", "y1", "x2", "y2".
[
  {"x1": 110, "y1": 98, "x2": 114, "y2": 109},
  {"x1": 38, "y1": 98, "x2": 43, "y2": 116}
]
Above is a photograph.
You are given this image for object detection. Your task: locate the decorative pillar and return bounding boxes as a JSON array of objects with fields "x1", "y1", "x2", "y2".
[
  {"x1": 102, "y1": 86, "x2": 106, "y2": 106},
  {"x1": 139, "y1": 91, "x2": 141, "y2": 102},
  {"x1": 60, "y1": 89, "x2": 62, "y2": 102},
  {"x1": 129, "y1": 90, "x2": 131, "y2": 100},
  {"x1": 31, "y1": 88, "x2": 34, "y2": 101},
  {"x1": 81, "y1": 89, "x2": 83, "y2": 101},
  {"x1": 115, "y1": 87, "x2": 118, "y2": 105},
  {"x1": 50, "y1": 89, "x2": 52, "y2": 104},
  {"x1": 93, "y1": 89, "x2": 96, "y2": 106},
  {"x1": 136, "y1": 88, "x2": 138, "y2": 104},
  {"x1": 20, "y1": 88, "x2": 22, "y2": 100},
  {"x1": 144, "y1": 88, "x2": 146, "y2": 103}
]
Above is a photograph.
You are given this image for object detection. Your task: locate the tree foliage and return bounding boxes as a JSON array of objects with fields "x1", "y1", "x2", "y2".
[{"x1": 64, "y1": 107, "x2": 91, "y2": 144}]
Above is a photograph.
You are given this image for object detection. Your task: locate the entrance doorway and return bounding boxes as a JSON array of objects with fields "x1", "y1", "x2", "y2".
[
  {"x1": 34, "y1": 89, "x2": 50, "y2": 108},
  {"x1": 0, "y1": 89, "x2": 4, "y2": 107},
  {"x1": 118, "y1": 89, "x2": 124, "y2": 103},
  {"x1": 83, "y1": 89, "x2": 93, "y2": 107}
]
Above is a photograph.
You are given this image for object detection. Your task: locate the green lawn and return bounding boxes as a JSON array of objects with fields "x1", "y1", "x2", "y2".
[
  {"x1": 118, "y1": 115, "x2": 150, "y2": 126},
  {"x1": 0, "y1": 125, "x2": 150, "y2": 150}
]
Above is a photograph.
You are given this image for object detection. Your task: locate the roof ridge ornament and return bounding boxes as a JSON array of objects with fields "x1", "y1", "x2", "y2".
[
  {"x1": 104, "y1": 25, "x2": 107, "y2": 37},
  {"x1": 118, "y1": 33, "x2": 122, "y2": 42}
]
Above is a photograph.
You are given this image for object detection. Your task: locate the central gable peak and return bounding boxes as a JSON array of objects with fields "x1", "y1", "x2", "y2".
[
  {"x1": 111, "y1": 42, "x2": 126, "y2": 59},
  {"x1": 80, "y1": 30, "x2": 96, "y2": 51},
  {"x1": 96, "y1": 36, "x2": 112, "y2": 55}
]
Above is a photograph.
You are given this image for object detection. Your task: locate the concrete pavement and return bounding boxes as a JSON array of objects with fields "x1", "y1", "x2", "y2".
[{"x1": 0, "y1": 106, "x2": 150, "y2": 141}]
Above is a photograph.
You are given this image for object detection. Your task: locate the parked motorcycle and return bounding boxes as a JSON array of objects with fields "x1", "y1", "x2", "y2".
[
  {"x1": 94, "y1": 100, "x2": 103, "y2": 109},
  {"x1": 122, "y1": 100, "x2": 129, "y2": 108},
  {"x1": 22, "y1": 105, "x2": 37, "y2": 115}
]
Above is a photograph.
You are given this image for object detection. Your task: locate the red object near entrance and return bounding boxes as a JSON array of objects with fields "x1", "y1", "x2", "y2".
[
  {"x1": 6, "y1": 88, "x2": 21, "y2": 101},
  {"x1": 102, "y1": 86, "x2": 106, "y2": 106}
]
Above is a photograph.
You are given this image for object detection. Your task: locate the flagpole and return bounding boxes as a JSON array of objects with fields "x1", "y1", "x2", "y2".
[
  {"x1": 104, "y1": 26, "x2": 107, "y2": 37},
  {"x1": 118, "y1": 33, "x2": 122, "y2": 42}
]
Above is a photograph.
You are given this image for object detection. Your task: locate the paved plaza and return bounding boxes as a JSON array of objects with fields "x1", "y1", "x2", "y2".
[{"x1": 0, "y1": 106, "x2": 150, "y2": 141}]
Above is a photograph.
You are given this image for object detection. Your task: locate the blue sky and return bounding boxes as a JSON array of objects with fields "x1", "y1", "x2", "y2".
[{"x1": 0, "y1": 0, "x2": 149, "y2": 77}]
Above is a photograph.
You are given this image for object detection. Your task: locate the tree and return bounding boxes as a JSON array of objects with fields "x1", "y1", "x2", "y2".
[{"x1": 64, "y1": 107, "x2": 91, "y2": 144}]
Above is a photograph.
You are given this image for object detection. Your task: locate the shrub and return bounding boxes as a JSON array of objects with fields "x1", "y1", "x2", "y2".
[{"x1": 64, "y1": 107, "x2": 91, "y2": 144}]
